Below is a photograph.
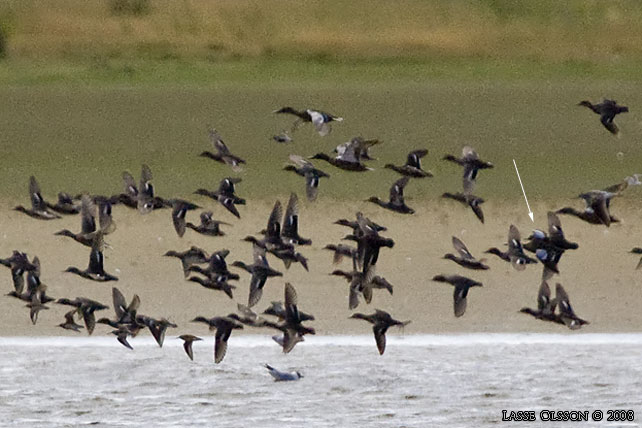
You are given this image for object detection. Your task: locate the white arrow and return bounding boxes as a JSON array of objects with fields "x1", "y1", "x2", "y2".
[{"x1": 513, "y1": 159, "x2": 534, "y2": 222}]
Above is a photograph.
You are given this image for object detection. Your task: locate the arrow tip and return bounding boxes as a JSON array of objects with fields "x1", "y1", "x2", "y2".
[{"x1": 528, "y1": 212, "x2": 534, "y2": 222}]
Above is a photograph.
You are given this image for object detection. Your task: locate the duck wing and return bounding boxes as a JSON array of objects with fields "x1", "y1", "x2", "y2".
[
  {"x1": 266, "y1": 200, "x2": 283, "y2": 239},
  {"x1": 452, "y1": 236, "x2": 474, "y2": 260},
  {"x1": 406, "y1": 149, "x2": 428, "y2": 169},
  {"x1": 453, "y1": 284, "x2": 469, "y2": 317},
  {"x1": 308, "y1": 111, "x2": 331, "y2": 136},
  {"x1": 80, "y1": 195, "x2": 97, "y2": 234},
  {"x1": 282, "y1": 193, "x2": 299, "y2": 239},
  {"x1": 537, "y1": 281, "x2": 552, "y2": 313},
  {"x1": 137, "y1": 164, "x2": 154, "y2": 214},
  {"x1": 29, "y1": 176, "x2": 47, "y2": 212},
  {"x1": 122, "y1": 172, "x2": 138, "y2": 197},
  {"x1": 373, "y1": 324, "x2": 388, "y2": 355},
  {"x1": 389, "y1": 177, "x2": 409, "y2": 207}
]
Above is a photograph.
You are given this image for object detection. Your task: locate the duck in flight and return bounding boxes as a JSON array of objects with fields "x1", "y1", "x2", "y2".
[
  {"x1": 46, "y1": 192, "x2": 80, "y2": 215},
  {"x1": 443, "y1": 237, "x2": 489, "y2": 270},
  {"x1": 274, "y1": 107, "x2": 343, "y2": 136},
  {"x1": 178, "y1": 335, "x2": 203, "y2": 361},
  {"x1": 385, "y1": 149, "x2": 433, "y2": 178},
  {"x1": 191, "y1": 314, "x2": 244, "y2": 363},
  {"x1": 13, "y1": 176, "x2": 61, "y2": 220},
  {"x1": 64, "y1": 232, "x2": 118, "y2": 282},
  {"x1": 199, "y1": 128, "x2": 246, "y2": 171},
  {"x1": 185, "y1": 211, "x2": 230, "y2": 237},
  {"x1": 194, "y1": 177, "x2": 245, "y2": 219},
  {"x1": 350, "y1": 309, "x2": 410, "y2": 355},
  {"x1": 578, "y1": 99, "x2": 629, "y2": 135},
  {"x1": 367, "y1": 177, "x2": 415, "y2": 214},
  {"x1": 310, "y1": 139, "x2": 374, "y2": 172},
  {"x1": 485, "y1": 225, "x2": 536, "y2": 270},
  {"x1": 432, "y1": 274, "x2": 483, "y2": 317},
  {"x1": 284, "y1": 155, "x2": 330, "y2": 201}
]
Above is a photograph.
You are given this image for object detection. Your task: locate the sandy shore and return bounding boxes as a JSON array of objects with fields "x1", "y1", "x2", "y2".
[{"x1": 1, "y1": 197, "x2": 641, "y2": 337}]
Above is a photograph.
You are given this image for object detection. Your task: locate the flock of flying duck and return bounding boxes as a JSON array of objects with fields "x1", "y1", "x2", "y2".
[{"x1": 2, "y1": 99, "x2": 639, "y2": 377}]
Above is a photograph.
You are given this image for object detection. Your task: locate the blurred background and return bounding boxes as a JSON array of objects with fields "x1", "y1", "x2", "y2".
[{"x1": 0, "y1": 0, "x2": 641, "y2": 83}]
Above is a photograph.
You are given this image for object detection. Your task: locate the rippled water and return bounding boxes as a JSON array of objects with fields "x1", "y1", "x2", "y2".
[{"x1": 1, "y1": 334, "x2": 641, "y2": 427}]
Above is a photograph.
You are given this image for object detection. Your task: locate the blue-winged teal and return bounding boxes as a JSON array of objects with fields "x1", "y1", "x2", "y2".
[{"x1": 485, "y1": 225, "x2": 537, "y2": 270}]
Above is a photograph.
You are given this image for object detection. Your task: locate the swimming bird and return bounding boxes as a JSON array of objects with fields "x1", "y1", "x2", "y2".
[
  {"x1": 310, "y1": 139, "x2": 373, "y2": 172},
  {"x1": 186, "y1": 211, "x2": 230, "y2": 236},
  {"x1": 385, "y1": 149, "x2": 433, "y2": 178},
  {"x1": 485, "y1": 225, "x2": 537, "y2": 270},
  {"x1": 191, "y1": 314, "x2": 244, "y2": 363},
  {"x1": 13, "y1": 176, "x2": 61, "y2": 220},
  {"x1": 232, "y1": 245, "x2": 283, "y2": 307},
  {"x1": 194, "y1": 177, "x2": 245, "y2": 219},
  {"x1": 578, "y1": 99, "x2": 629, "y2": 135},
  {"x1": 432, "y1": 274, "x2": 483, "y2": 317},
  {"x1": 199, "y1": 128, "x2": 246, "y2": 170},
  {"x1": 164, "y1": 246, "x2": 209, "y2": 277},
  {"x1": 46, "y1": 192, "x2": 80, "y2": 215},
  {"x1": 274, "y1": 107, "x2": 343, "y2": 136},
  {"x1": 264, "y1": 364, "x2": 303, "y2": 381},
  {"x1": 58, "y1": 310, "x2": 84, "y2": 332},
  {"x1": 178, "y1": 335, "x2": 203, "y2": 361},
  {"x1": 171, "y1": 199, "x2": 200, "y2": 237},
  {"x1": 64, "y1": 232, "x2": 118, "y2": 282},
  {"x1": 443, "y1": 237, "x2": 489, "y2": 270},
  {"x1": 283, "y1": 155, "x2": 330, "y2": 201},
  {"x1": 350, "y1": 309, "x2": 410, "y2": 355},
  {"x1": 631, "y1": 248, "x2": 642, "y2": 270},
  {"x1": 367, "y1": 177, "x2": 415, "y2": 214}
]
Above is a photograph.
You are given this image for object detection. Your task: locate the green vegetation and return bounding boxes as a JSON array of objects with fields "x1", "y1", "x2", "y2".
[
  {"x1": 0, "y1": 83, "x2": 639, "y2": 203},
  {"x1": 0, "y1": 1, "x2": 642, "y2": 84},
  {"x1": 0, "y1": 1, "x2": 639, "y2": 204}
]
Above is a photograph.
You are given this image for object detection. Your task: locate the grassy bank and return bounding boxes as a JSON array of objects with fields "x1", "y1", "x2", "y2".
[
  {"x1": 0, "y1": 1, "x2": 642, "y2": 85},
  {"x1": 0, "y1": 82, "x2": 640, "y2": 203}
]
